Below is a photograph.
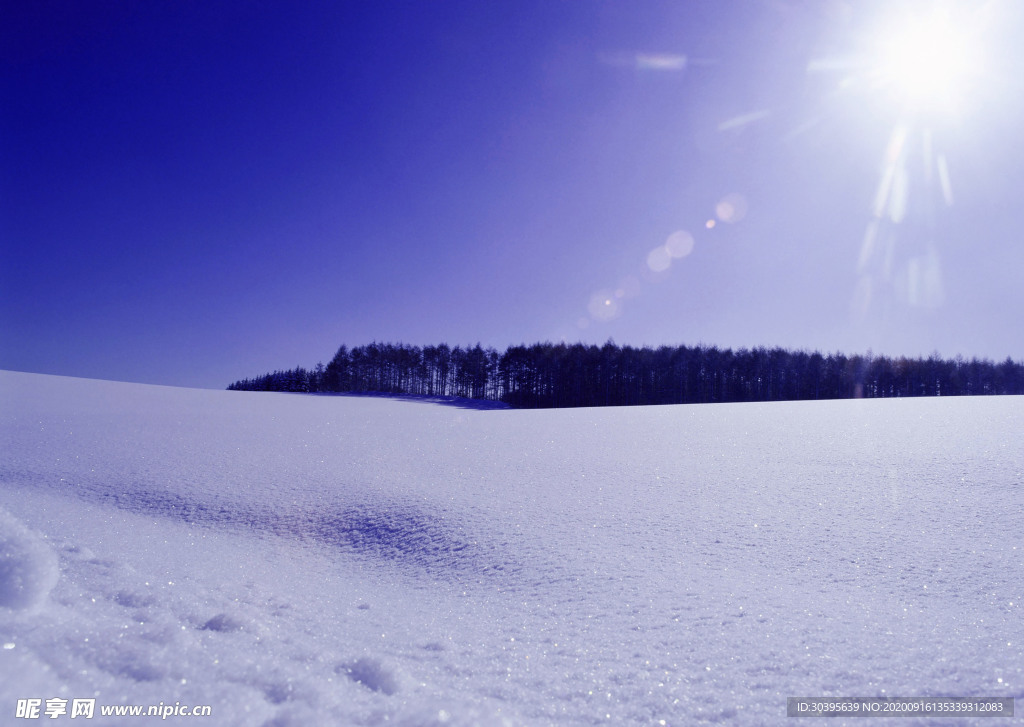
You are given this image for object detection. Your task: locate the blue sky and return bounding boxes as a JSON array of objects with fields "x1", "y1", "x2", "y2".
[{"x1": 3, "y1": 1, "x2": 1022, "y2": 388}]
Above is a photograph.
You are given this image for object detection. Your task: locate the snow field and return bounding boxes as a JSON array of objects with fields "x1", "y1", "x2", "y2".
[{"x1": 0, "y1": 370, "x2": 1022, "y2": 725}]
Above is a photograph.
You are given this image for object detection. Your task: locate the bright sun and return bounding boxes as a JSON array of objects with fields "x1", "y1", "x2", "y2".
[{"x1": 870, "y1": 9, "x2": 982, "y2": 112}]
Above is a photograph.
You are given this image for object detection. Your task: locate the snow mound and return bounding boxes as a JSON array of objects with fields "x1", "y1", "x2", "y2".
[{"x1": 0, "y1": 507, "x2": 59, "y2": 611}]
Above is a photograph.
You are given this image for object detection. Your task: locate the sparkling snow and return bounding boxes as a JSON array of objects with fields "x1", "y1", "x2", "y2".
[{"x1": 1, "y1": 370, "x2": 1021, "y2": 725}]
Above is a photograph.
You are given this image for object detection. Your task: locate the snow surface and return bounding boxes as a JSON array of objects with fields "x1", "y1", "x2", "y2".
[{"x1": 1, "y1": 370, "x2": 1022, "y2": 725}]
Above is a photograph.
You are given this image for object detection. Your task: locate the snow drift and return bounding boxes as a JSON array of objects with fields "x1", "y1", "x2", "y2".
[{"x1": 0, "y1": 507, "x2": 59, "y2": 611}]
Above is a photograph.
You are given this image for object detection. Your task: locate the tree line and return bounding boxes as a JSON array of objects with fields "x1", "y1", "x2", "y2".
[{"x1": 227, "y1": 341, "x2": 1024, "y2": 408}]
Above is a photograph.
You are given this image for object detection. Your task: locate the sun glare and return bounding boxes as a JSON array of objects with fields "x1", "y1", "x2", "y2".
[
  {"x1": 848, "y1": 5, "x2": 997, "y2": 321},
  {"x1": 870, "y1": 10, "x2": 981, "y2": 112}
]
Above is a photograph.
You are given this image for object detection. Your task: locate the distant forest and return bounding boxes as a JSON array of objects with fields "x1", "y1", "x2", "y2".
[{"x1": 228, "y1": 342, "x2": 1024, "y2": 408}]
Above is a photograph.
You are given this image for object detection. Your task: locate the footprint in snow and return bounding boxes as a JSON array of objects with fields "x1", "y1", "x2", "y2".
[{"x1": 339, "y1": 656, "x2": 402, "y2": 695}]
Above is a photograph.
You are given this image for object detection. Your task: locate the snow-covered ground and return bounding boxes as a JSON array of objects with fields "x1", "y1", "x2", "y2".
[{"x1": 1, "y1": 370, "x2": 1021, "y2": 725}]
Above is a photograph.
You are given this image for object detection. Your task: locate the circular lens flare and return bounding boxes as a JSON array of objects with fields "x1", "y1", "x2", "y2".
[
  {"x1": 646, "y1": 246, "x2": 671, "y2": 272},
  {"x1": 587, "y1": 290, "x2": 620, "y2": 321},
  {"x1": 665, "y1": 230, "x2": 695, "y2": 258}
]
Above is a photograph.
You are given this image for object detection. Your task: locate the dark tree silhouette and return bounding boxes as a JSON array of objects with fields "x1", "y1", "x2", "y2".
[{"x1": 228, "y1": 341, "x2": 1024, "y2": 408}]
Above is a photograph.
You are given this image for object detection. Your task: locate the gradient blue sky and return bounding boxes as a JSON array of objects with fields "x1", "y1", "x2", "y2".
[{"x1": 3, "y1": 1, "x2": 1023, "y2": 388}]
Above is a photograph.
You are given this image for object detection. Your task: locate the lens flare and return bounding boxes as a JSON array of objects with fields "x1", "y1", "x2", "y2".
[
  {"x1": 936, "y1": 154, "x2": 953, "y2": 206},
  {"x1": 903, "y1": 249, "x2": 944, "y2": 308},
  {"x1": 599, "y1": 52, "x2": 687, "y2": 72},
  {"x1": 665, "y1": 230, "x2": 694, "y2": 258},
  {"x1": 646, "y1": 246, "x2": 672, "y2": 273},
  {"x1": 715, "y1": 194, "x2": 748, "y2": 224},
  {"x1": 587, "y1": 290, "x2": 621, "y2": 321},
  {"x1": 717, "y1": 109, "x2": 771, "y2": 132},
  {"x1": 635, "y1": 53, "x2": 687, "y2": 71}
]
